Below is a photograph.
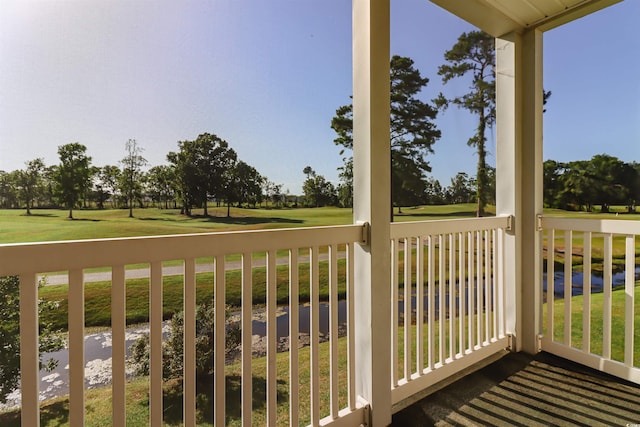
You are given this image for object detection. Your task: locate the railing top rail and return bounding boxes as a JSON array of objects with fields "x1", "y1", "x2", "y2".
[
  {"x1": 541, "y1": 216, "x2": 640, "y2": 235},
  {"x1": 0, "y1": 224, "x2": 364, "y2": 276},
  {"x1": 390, "y1": 215, "x2": 511, "y2": 239}
]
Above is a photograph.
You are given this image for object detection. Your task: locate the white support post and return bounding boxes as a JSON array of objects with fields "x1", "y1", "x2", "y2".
[
  {"x1": 496, "y1": 29, "x2": 544, "y2": 354},
  {"x1": 352, "y1": 0, "x2": 392, "y2": 424}
]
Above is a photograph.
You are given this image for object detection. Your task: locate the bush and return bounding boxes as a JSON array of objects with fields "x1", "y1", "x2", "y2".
[
  {"x1": 0, "y1": 275, "x2": 65, "y2": 403},
  {"x1": 128, "y1": 303, "x2": 240, "y2": 381}
]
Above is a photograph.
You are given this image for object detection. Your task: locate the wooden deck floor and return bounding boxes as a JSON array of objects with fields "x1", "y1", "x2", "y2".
[{"x1": 392, "y1": 351, "x2": 640, "y2": 426}]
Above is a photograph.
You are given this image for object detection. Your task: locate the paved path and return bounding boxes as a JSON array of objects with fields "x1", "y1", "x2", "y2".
[{"x1": 40, "y1": 252, "x2": 342, "y2": 285}]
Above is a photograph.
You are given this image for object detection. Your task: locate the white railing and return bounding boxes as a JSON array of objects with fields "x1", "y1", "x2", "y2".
[
  {"x1": 0, "y1": 225, "x2": 367, "y2": 427},
  {"x1": 389, "y1": 216, "x2": 511, "y2": 405},
  {"x1": 540, "y1": 217, "x2": 640, "y2": 384}
]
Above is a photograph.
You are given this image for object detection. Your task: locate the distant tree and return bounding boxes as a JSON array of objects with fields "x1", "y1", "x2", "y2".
[
  {"x1": 147, "y1": 165, "x2": 176, "y2": 209},
  {"x1": 263, "y1": 180, "x2": 284, "y2": 207},
  {"x1": 424, "y1": 177, "x2": 445, "y2": 205},
  {"x1": 53, "y1": 143, "x2": 92, "y2": 219},
  {"x1": 119, "y1": 139, "x2": 147, "y2": 217},
  {"x1": 337, "y1": 157, "x2": 353, "y2": 208},
  {"x1": 98, "y1": 165, "x2": 122, "y2": 208},
  {"x1": 0, "y1": 171, "x2": 19, "y2": 209},
  {"x1": 17, "y1": 158, "x2": 45, "y2": 214},
  {"x1": 331, "y1": 55, "x2": 441, "y2": 215},
  {"x1": 302, "y1": 167, "x2": 337, "y2": 207},
  {"x1": 168, "y1": 133, "x2": 235, "y2": 216},
  {"x1": 437, "y1": 31, "x2": 495, "y2": 217},
  {"x1": 446, "y1": 172, "x2": 474, "y2": 204},
  {"x1": 0, "y1": 276, "x2": 64, "y2": 404}
]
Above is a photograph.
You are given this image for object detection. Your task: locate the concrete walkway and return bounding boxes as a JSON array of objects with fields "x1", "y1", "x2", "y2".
[{"x1": 40, "y1": 252, "x2": 341, "y2": 285}]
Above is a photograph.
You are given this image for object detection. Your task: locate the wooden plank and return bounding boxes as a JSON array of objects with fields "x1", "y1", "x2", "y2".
[
  {"x1": 563, "y1": 230, "x2": 572, "y2": 346},
  {"x1": 111, "y1": 265, "x2": 126, "y2": 427},
  {"x1": 68, "y1": 268, "x2": 85, "y2": 427},
  {"x1": 266, "y1": 250, "x2": 277, "y2": 426},
  {"x1": 289, "y1": 249, "x2": 300, "y2": 423},
  {"x1": 330, "y1": 244, "x2": 339, "y2": 419},
  {"x1": 214, "y1": 256, "x2": 226, "y2": 427},
  {"x1": 404, "y1": 237, "x2": 412, "y2": 380},
  {"x1": 624, "y1": 235, "x2": 635, "y2": 366},
  {"x1": 183, "y1": 258, "x2": 196, "y2": 427},
  {"x1": 241, "y1": 253, "x2": 252, "y2": 427},
  {"x1": 150, "y1": 262, "x2": 163, "y2": 427},
  {"x1": 19, "y1": 273, "x2": 40, "y2": 427},
  {"x1": 582, "y1": 233, "x2": 592, "y2": 353},
  {"x1": 603, "y1": 235, "x2": 612, "y2": 359}
]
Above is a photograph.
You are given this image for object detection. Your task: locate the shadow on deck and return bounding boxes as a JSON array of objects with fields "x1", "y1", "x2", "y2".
[{"x1": 392, "y1": 351, "x2": 640, "y2": 426}]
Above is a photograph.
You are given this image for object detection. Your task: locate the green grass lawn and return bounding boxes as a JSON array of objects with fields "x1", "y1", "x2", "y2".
[{"x1": 3, "y1": 281, "x2": 639, "y2": 426}]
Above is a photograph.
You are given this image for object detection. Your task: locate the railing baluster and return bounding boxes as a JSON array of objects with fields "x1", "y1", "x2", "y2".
[
  {"x1": 583, "y1": 233, "x2": 592, "y2": 353},
  {"x1": 404, "y1": 237, "x2": 412, "y2": 379},
  {"x1": 438, "y1": 235, "x2": 445, "y2": 364},
  {"x1": 448, "y1": 233, "x2": 455, "y2": 359},
  {"x1": 184, "y1": 258, "x2": 196, "y2": 427},
  {"x1": 214, "y1": 256, "x2": 226, "y2": 427},
  {"x1": 624, "y1": 235, "x2": 635, "y2": 366},
  {"x1": 476, "y1": 231, "x2": 482, "y2": 346},
  {"x1": 484, "y1": 230, "x2": 490, "y2": 344},
  {"x1": 458, "y1": 232, "x2": 465, "y2": 355},
  {"x1": 111, "y1": 265, "x2": 126, "y2": 427},
  {"x1": 329, "y1": 244, "x2": 339, "y2": 419},
  {"x1": 427, "y1": 235, "x2": 435, "y2": 370},
  {"x1": 289, "y1": 248, "x2": 300, "y2": 423},
  {"x1": 547, "y1": 229, "x2": 555, "y2": 341},
  {"x1": 416, "y1": 236, "x2": 424, "y2": 374},
  {"x1": 492, "y1": 229, "x2": 497, "y2": 340},
  {"x1": 391, "y1": 238, "x2": 399, "y2": 384},
  {"x1": 563, "y1": 230, "x2": 572, "y2": 346},
  {"x1": 19, "y1": 273, "x2": 39, "y2": 427},
  {"x1": 497, "y1": 228, "x2": 505, "y2": 338},
  {"x1": 603, "y1": 234, "x2": 612, "y2": 359},
  {"x1": 347, "y1": 242, "x2": 356, "y2": 410},
  {"x1": 150, "y1": 262, "x2": 163, "y2": 427},
  {"x1": 241, "y1": 253, "x2": 252, "y2": 427},
  {"x1": 267, "y1": 250, "x2": 277, "y2": 426},
  {"x1": 69, "y1": 268, "x2": 85, "y2": 427},
  {"x1": 468, "y1": 231, "x2": 474, "y2": 350},
  {"x1": 310, "y1": 246, "x2": 320, "y2": 427}
]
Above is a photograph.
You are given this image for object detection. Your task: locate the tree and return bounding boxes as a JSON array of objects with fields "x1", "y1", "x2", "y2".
[
  {"x1": 331, "y1": 55, "x2": 441, "y2": 214},
  {"x1": 147, "y1": 165, "x2": 176, "y2": 209},
  {"x1": 128, "y1": 303, "x2": 240, "y2": 382},
  {"x1": 302, "y1": 167, "x2": 337, "y2": 207},
  {"x1": 98, "y1": 165, "x2": 122, "y2": 208},
  {"x1": 0, "y1": 276, "x2": 64, "y2": 403},
  {"x1": 120, "y1": 139, "x2": 147, "y2": 218},
  {"x1": 446, "y1": 172, "x2": 474, "y2": 204},
  {"x1": 437, "y1": 31, "x2": 495, "y2": 217},
  {"x1": 53, "y1": 143, "x2": 92, "y2": 219},
  {"x1": 16, "y1": 159, "x2": 45, "y2": 214},
  {"x1": 168, "y1": 133, "x2": 235, "y2": 216}
]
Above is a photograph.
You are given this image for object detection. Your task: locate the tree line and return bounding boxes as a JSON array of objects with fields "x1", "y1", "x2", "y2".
[
  {"x1": 0, "y1": 134, "x2": 292, "y2": 218},
  {"x1": 544, "y1": 154, "x2": 640, "y2": 213}
]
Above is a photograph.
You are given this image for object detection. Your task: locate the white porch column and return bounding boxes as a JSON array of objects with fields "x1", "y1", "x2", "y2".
[
  {"x1": 352, "y1": 0, "x2": 392, "y2": 425},
  {"x1": 496, "y1": 29, "x2": 543, "y2": 354}
]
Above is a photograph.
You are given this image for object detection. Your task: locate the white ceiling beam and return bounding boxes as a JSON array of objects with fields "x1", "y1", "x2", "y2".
[
  {"x1": 429, "y1": 0, "x2": 524, "y2": 36},
  {"x1": 533, "y1": 0, "x2": 623, "y2": 32}
]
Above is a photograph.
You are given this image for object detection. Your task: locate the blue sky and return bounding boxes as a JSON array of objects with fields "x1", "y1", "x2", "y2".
[{"x1": 1, "y1": 0, "x2": 638, "y2": 195}]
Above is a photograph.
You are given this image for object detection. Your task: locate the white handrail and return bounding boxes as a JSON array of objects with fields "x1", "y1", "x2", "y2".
[{"x1": 0, "y1": 224, "x2": 364, "y2": 275}]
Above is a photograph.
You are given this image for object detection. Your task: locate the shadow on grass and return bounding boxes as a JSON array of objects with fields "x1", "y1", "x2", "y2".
[
  {"x1": 395, "y1": 209, "x2": 479, "y2": 218},
  {"x1": 138, "y1": 215, "x2": 303, "y2": 226},
  {"x1": 162, "y1": 374, "x2": 288, "y2": 425},
  {"x1": 0, "y1": 400, "x2": 69, "y2": 427}
]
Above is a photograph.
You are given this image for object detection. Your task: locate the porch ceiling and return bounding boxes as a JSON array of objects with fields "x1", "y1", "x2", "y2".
[{"x1": 429, "y1": 0, "x2": 623, "y2": 36}]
